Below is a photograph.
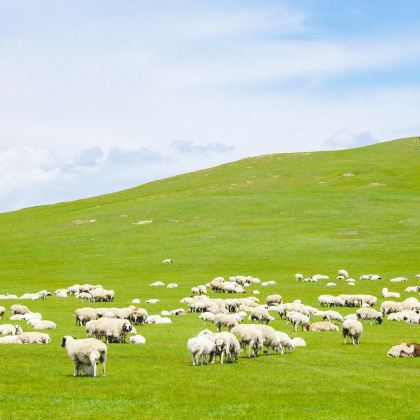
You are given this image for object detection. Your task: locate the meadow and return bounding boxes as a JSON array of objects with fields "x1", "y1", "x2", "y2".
[{"x1": 0, "y1": 137, "x2": 419, "y2": 419}]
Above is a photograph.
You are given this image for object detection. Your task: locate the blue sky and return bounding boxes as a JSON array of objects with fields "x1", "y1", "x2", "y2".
[{"x1": 0, "y1": 1, "x2": 420, "y2": 211}]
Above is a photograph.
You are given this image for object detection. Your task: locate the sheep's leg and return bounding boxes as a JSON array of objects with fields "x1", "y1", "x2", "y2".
[
  {"x1": 102, "y1": 360, "x2": 106, "y2": 376},
  {"x1": 74, "y1": 361, "x2": 80, "y2": 377},
  {"x1": 191, "y1": 354, "x2": 196, "y2": 366}
]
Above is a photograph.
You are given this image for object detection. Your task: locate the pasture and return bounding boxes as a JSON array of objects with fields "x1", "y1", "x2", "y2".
[{"x1": 0, "y1": 138, "x2": 419, "y2": 419}]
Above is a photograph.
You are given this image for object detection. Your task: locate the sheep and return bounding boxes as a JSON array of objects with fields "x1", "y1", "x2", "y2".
[
  {"x1": 291, "y1": 337, "x2": 306, "y2": 347},
  {"x1": 22, "y1": 312, "x2": 42, "y2": 321},
  {"x1": 86, "y1": 318, "x2": 133, "y2": 343},
  {"x1": 145, "y1": 315, "x2": 172, "y2": 325},
  {"x1": 146, "y1": 299, "x2": 160, "y2": 304},
  {"x1": 266, "y1": 294, "x2": 282, "y2": 306},
  {"x1": 416, "y1": 274, "x2": 420, "y2": 279},
  {"x1": 162, "y1": 258, "x2": 174, "y2": 264},
  {"x1": 312, "y1": 274, "x2": 329, "y2": 281},
  {"x1": 0, "y1": 294, "x2": 18, "y2": 300},
  {"x1": 267, "y1": 331, "x2": 294, "y2": 354},
  {"x1": 401, "y1": 297, "x2": 420, "y2": 311},
  {"x1": 31, "y1": 320, "x2": 57, "y2": 330},
  {"x1": 359, "y1": 274, "x2": 381, "y2": 281},
  {"x1": 129, "y1": 335, "x2": 146, "y2": 344},
  {"x1": 387, "y1": 310, "x2": 416, "y2": 321},
  {"x1": 261, "y1": 281, "x2": 276, "y2": 287},
  {"x1": 338, "y1": 269, "x2": 349, "y2": 279},
  {"x1": 253, "y1": 290, "x2": 260, "y2": 295},
  {"x1": 249, "y1": 307, "x2": 274, "y2": 324},
  {"x1": 382, "y1": 288, "x2": 400, "y2": 299},
  {"x1": 75, "y1": 292, "x2": 93, "y2": 302},
  {"x1": 213, "y1": 313, "x2": 239, "y2": 332},
  {"x1": 130, "y1": 308, "x2": 148, "y2": 325},
  {"x1": 15, "y1": 332, "x2": 50, "y2": 344},
  {"x1": 230, "y1": 325, "x2": 264, "y2": 358},
  {"x1": 390, "y1": 277, "x2": 407, "y2": 283},
  {"x1": 0, "y1": 306, "x2": 5, "y2": 319},
  {"x1": 318, "y1": 295, "x2": 344, "y2": 307},
  {"x1": 405, "y1": 286, "x2": 420, "y2": 293},
  {"x1": 213, "y1": 332, "x2": 241, "y2": 363},
  {"x1": 344, "y1": 314, "x2": 358, "y2": 321},
  {"x1": 75, "y1": 308, "x2": 98, "y2": 326},
  {"x1": 187, "y1": 334, "x2": 216, "y2": 366},
  {"x1": 309, "y1": 321, "x2": 339, "y2": 332},
  {"x1": 199, "y1": 312, "x2": 216, "y2": 326},
  {"x1": 321, "y1": 310, "x2": 344, "y2": 323},
  {"x1": 167, "y1": 283, "x2": 178, "y2": 289},
  {"x1": 150, "y1": 281, "x2": 165, "y2": 287},
  {"x1": 356, "y1": 308, "x2": 383, "y2": 324},
  {"x1": 381, "y1": 301, "x2": 404, "y2": 315},
  {"x1": 62, "y1": 336, "x2": 107, "y2": 377},
  {"x1": 132, "y1": 298, "x2": 141, "y2": 304},
  {"x1": 342, "y1": 319, "x2": 363, "y2": 344},
  {"x1": 10, "y1": 304, "x2": 30, "y2": 315},
  {"x1": 0, "y1": 324, "x2": 23, "y2": 336},
  {"x1": 89, "y1": 288, "x2": 115, "y2": 302},
  {"x1": 387, "y1": 343, "x2": 420, "y2": 358},
  {"x1": 326, "y1": 283, "x2": 336, "y2": 287},
  {"x1": 286, "y1": 311, "x2": 310, "y2": 332},
  {"x1": 295, "y1": 273, "x2": 303, "y2": 281}
]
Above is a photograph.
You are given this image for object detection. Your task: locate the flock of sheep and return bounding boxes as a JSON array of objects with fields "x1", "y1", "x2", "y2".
[{"x1": 0, "y1": 268, "x2": 419, "y2": 376}]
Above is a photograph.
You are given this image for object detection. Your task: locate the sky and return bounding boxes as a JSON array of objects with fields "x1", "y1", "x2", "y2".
[{"x1": 1, "y1": 0, "x2": 420, "y2": 212}]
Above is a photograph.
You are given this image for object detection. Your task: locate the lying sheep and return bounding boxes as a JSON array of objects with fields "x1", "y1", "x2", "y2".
[
  {"x1": 62, "y1": 336, "x2": 107, "y2": 377},
  {"x1": 387, "y1": 343, "x2": 420, "y2": 358},
  {"x1": 381, "y1": 301, "x2": 403, "y2": 315},
  {"x1": 291, "y1": 337, "x2": 306, "y2": 347},
  {"x1": 15, "y1": 332, "x2": 50, "y2": 344},
  {"x1": 10, "y1": 304, "x2": 30, "y2": 315},
  {"x1": 342, "y1": 319, "x2": 363, "y2": 344},
  {"x1": 0, "y1": 324, "x2": 23, "y2": 336},
  {"x1": 187, "y1": 334, "x2": 216, "y2": 366},
  {"x1": 145, "y1": 315, "x2": 172, "y2": 324},
  {"x1": 286, "y1": 311, "x2": 310, "y2": 332},
  {"x1": 162, "y1": 259, "x2": 174, "y2": 264},
  {"x1": 405, "y1": 286, "x2": 420, "y2": 293},
  {"x1": 338, "y1": 269, "x2": 349, "y2": 279},
  {"x1": 389, "y1": 277, "x2": 407, "y2": 283},
  {"x1": 382, "y1": 288, "x2": 400, "y2": 299},
  {"x1": 146, "y1": 299, "x2": 160, "y2": 304},
  {"x1": 0, "y1": 294, "x2": 18, "y2": 300},
  {"x1": 129, "y1": 335, "x2": 146, "y2": 345},
  {"x1": 295, "y1": 273, "x2": 303, "y2": 281},
  {"x1": 31, "y1": 320, "x2": 57, "y2": 330},
  {"x1": 309, "y1": 321, "x2": 339, "y2": 332},
  {"x1": 0, "y1": 306, "x2": 5, "y2": 319},
  {"x1": 167, "y1": 283, "x2": 178, "y2": 289},
  {"x1": 150, "y1": 281, "x2": 165, "y2": 287},
  {"x1": 356, "y1": 308, "x2": 383, "y2": 324},
  {"x1": 326, "y1": 282, "x2": 337, "y2": 287}
]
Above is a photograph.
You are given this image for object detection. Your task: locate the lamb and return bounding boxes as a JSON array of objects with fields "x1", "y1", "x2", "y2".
[
  {"x1": 309, "y1": 321, "x2": 339, "y2": 332},
  {"x1": 213, "y1": 332, "x2": 241, "y2": 363},
  {"x1": 129, "y1": 335, "x2": 146, "y2": 344},
  {"x1": 15, "y1": 332, "x2": 50, "y2": 344},
  {"x1": 10, "y1": 304, "x2": 30, "y2": 315},
  {"x1": 249, "y1": 307, "x2": 274, "y2": 324},
  {"x1": 342, "y1": 319, "x2": 363, "y2": 344},
  {"x1": 0, "y1": 306, "x2": 5, "y2": 318},
  {"x1": 266, "y1": 294, "x2": 282, "y2": 306},
  {"x1": 0, "y1": 324, "x2": 23, "y2": 336},
  {"x1": 187, "y1": 334, "x2": 216, "y2": 366},
  {"x1": 321, "y1": 310, "x2": 344, "y2": 323},
  {"x1": 382, "y1": 288, "x2": 400, "y2": 299},
  {"x1": 387, "y1": 343, "x2": 420, "y2": 358},
  {"x1": 286, "y1": 311, "x2": 310, "y2": 332},
  {"x1": 356, "y1": 308, "x2": 383, "y2": 324},
  {"x1": 230, "y1": 325, "x2": 263, "y2": 358},
  {"x1": 75, "y1": 308, "x2": 98, "y2": 326},
  {"x1": 30, "y1": 320, "x2": 57, "y2": 330},
  {"x1": 62, "y1": 336, "x2": 107, "y2": 377}
]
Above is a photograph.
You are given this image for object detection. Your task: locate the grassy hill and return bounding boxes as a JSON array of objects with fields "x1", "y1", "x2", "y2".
[{"x1": 0, "y1": 137, "x2": 419, "y2": 419}]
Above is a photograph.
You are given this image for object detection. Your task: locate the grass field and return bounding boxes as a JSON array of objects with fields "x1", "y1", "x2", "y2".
[{"x1": 0, "y1": 137, "x2": 419, "y2": 419}]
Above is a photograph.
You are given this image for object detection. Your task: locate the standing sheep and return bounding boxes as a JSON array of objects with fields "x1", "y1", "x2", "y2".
[{"x1": 342, "y1": 319, "x2": 363, "y2": 344}]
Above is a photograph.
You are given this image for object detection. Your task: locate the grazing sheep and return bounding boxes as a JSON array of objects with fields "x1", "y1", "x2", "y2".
[
  {"x1": 213, "y1": 313, "x2": 239, "y2": 332},
  {"x1": 10, "y1": 304, "x2": 30, "y2": 315},
  {"x1": 0, "y1": 324, "x2": 23, "y2": 336},
  {"x1": 381, "y1": 301, "x2": 404, "y2": 315},
  {"x1": 62, "y1": 336, "x2": 107, "y2": 377},
  {"x1": 0, "y1": 306, "x2": 5, "y2": 319},
  {"x1": 75, "y1": 292, "x2": 93, "y2": 302},
  {"x1": 382, "y1": 288, "x2": 400, "y2": 299},
  {"x1": 230, "y1": 325, "x2": 264, "y2": 358},
  {"x1": 199, "y1": 312, "x2": 216, "y2": 326},
  {"x1": 321, "y1": 310, "x2": 344, "y2": 323},
  {"x1": 249, "y1": 307, "x2": 274, "y2": 324},
  {"x1": 286, "y1": 311, "x2": 310, "y2": 332},
  {"x1": 129, "y1": 335, "x2": 146, "y2": 344},
  {"x1": 356, "y1": 308, "x2": 383, "y2": 324},
  {"x1": 268, "y1": 331, "x2": 294, "y2": 354},
  {"x1": 130, "y1": 308, "x2": 148, "y2": 325},
  {"x1": 266, "y1": 294, "x2": 282, "y2": 306},
  {"x1": 338, "y1": 269, "x2": 349, "y2": 279},
  {"x1": 309, "y1": 321, "x2": 339, "y2": 332},
  {"x1": 295, "y1": 273, "x2": 303, "y2": 281},
  {"x1": 342, "y1": 319, "x2": 363, "y2": 344},
  {"x1": 75, "y1": 308, "x2": 98, "y2": 326},
  {"x1": 187, "y1": 334, "x2": 216, "y2": 366},
  {"x1": 214, "y1": 332, "x2": 241, "y2": 363},
  {"x1": 86, "y1": 318, "x2": 133, "y2": 343},
  {"x1": 387, "y1": 343, "x2": 420, "y2": 358}
]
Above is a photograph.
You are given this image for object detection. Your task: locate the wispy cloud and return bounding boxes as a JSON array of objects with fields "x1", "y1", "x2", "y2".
[{"x1": 172, "y1": 140, "x2": 234, "y2": 155}]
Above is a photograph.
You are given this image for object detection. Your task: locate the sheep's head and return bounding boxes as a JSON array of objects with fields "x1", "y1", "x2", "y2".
[
  {"x1": 123, "y1": 323, "x2": 133, "y2": 333},
  {"x1": 15, "y1": 325, "x2": 23, "y2": 335}
]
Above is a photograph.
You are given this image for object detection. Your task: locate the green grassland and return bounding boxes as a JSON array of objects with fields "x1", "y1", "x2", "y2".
[{"x1": 0, "y1": 137, "x2": 419, "y2": 419}]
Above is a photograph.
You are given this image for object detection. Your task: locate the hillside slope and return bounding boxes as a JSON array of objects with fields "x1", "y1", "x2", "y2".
[{"x1": 0, "y1": 137, "x2": 419, "y2": 419}]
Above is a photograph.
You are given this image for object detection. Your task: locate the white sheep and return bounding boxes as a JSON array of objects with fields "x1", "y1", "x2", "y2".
[
  {"x1": 230, "y1": 325, "x2": 263, "y2": 358},
  {"x1": 286, "y1": 311, "x2": 310, "y2": 332},
  {"x1": 0, "y1": 306, "x2": 5, "y2": 319},
  {"x1": 131, "y1": 298, "x2": 141, "y2": 304},
  {"x1": 295, "y1": 273, "x2": 303, "y2": 281},
  {"x1": 167, "y1": 283, "x2": 178, "y2": 289},
  {"x1": 266, "y1": 294, "x2": 282, "y2": 306},
  {"x1": 31, "y1": 320, "x2": 57, "y2": 330},
  {"x1": 291, "y1": 337, "x2": 306, "y2": 347},
  {"x1": 387, "y1": 343, "x2": 419, "y2": 357},
  {"x1": 338, "y1": 269, "x2": 349, "y2": 279},
  {"x1": 214, "y1": 332, "x2": 241, "y2": 363},
  {"x1": 342, "y1": 319, "x2": 363, "y2": 344},
  {"x1": 382, "y1": 288, "x2": 400, "y2": 299},
  {"x1": 405, "y1": 286, "x2": 420, "y2": 293},
  {"x1": 62, "y1": 336, "x2": 107, "y2": 377},
  {"x1": 321, "y1": 310, "x2": 344, "y2": 323},
  {"x1": 309, "y1": 321, "x2": 339, "y2": 332},
  {"x1": 326, "y1": 282, "x2": 337, "y2": 287},
  {"x1": 129, "y1": 335, "x2": 146, "y2": 344},
  {"x1": 10, "y1": 304, "x2": 30, "y2": 315},
  {"x1": 187, "y1": 334, "x2": 216, "y2": 366},
  {"x1": 356, "y1": 308, "x2": 383, "y2": 324},
  {"x1": 0, "y1": 324, "x2": 23, "y2": 336},
  {"x1": 146, "y1": 299, "x2": 160, "y2": 304},
  {"x1": 249, "y1": 307, "x2": 274, "y2": 324},
  {"x1": 389, "y1": 277, "x2": 407, "y2": 283},
  {"x1": 162, "y1": 259, "x2": 174, "y2": 264},
  {"x1": 150, "y1": 281, "x2": 165, "y2": 287},
  {"x1": 268, "y1": 331, "x2": 294, "y2": 354},
  {"x1": 15, "y1": 332, "x2": 50, "y2": 344}
]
